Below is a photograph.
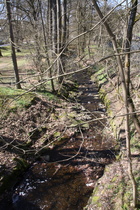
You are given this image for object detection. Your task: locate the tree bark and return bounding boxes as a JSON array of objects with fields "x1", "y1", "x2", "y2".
[
  {"x1": 62, "y1": 0, "x2": 67, "y2": 48},
  {"x1": 124, "y1": 0, "x2": 140, "y2": 135},
  {"x1": 5, "y1": 0, "x2": 21, "y2": 89},
  {"x1": 0, "y1": 49, "x2": 2, "y2": 57},
  {"x1": 124, "y1": 1, "x2": 138, "y2": 206},
  {"x1": 92, "y1": 0, "x2": 140, "y2": 135},
  {"x1": 52, "y1": 0, "x2": 57, "y2": 53},
  {"x1": 38, "y1": 0, "x2": 55, "y2": 92},
  {"x1": 92, "y1": 0, "x2": 139, "y2": 207}
]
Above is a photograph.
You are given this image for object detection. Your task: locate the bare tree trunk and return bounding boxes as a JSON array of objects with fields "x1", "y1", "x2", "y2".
[
  {"x1": 92, "y1": 0, "x2": 138, "y2": 207},
  {"x1": 48, "y1": 0, "x2": 53, "y2": 52},
  {"x1": 56, "y1": 0, "x2": 61, "y2": 83},
  {"x1": 92, "y1": 0, "x2": 140, "y2": 135},
  {"x1": 38, "y1": 0, "x2": 55, "y2": 92},
  {"x1": 76, "y1": 0, "x2": 87, "y2": 56},
  {"x1": 52, "y1": 0, "x2": 57, "y2": 53},
  {"x1": 0, "y1": 49, "x2": 2, "y2": 57},
  {"x1": 92, "y1": 0, "x2": 126, "y2": 97},
  {"x1": 57, "y1": 0, "x2": 66, "y2": 84},
  {"x1": 62, "y1": 0, "x2": 67, "y2": 48},
  {"x1": 76, "y1": 1, "x2": 83, "y2": 56},
  {"x1": 5, "y1": 0, "x2": 21, "y2": 89},
  {"x1": 57, "y1": 0, "x2": 62, "y2": 51},
  {"x1": 15, "y1": 0, "x2": 21, "y2": 52},
  {"x1": 124, "y1": 1, "x2": 138, "y2": 207},
  {"x1": 124, "y1": 0, "x2": 140, "y2": 135}
]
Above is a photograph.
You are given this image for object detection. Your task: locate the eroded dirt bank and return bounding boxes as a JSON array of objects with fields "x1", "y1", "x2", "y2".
[
  {"x1": 0, "y1": 70, "x2": 116, "y2": 209},
  {"x1": 85, "y1": 70, "x2": 140, "y2": 210}
]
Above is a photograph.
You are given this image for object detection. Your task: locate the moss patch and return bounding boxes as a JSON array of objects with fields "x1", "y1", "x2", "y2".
[
  {"x1": 0, "y1": 87, "x2": 36, "y2": 114},
  {"x1": 86, "y1": 158, "x2": 140, "y2": 210}
]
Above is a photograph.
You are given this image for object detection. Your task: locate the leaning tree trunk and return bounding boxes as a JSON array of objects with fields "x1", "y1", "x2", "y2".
[
  {"x1": 124, "y1": 0, "x2": 140, "y2": 135},
  {"x1": 92, "y1": 0, "x2": 139, "y2": 207},
  {"x1": 124, "y1": 1, "x2": 138, "y2": 207},
  {"x1": 5, "y1": 0, "x2": 21, "y2": 89}
]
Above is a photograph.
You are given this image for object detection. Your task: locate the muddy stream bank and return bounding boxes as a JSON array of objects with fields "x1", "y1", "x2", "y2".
[{"x1": 0, "y1": 71, "x2": 115, "y2": 210}]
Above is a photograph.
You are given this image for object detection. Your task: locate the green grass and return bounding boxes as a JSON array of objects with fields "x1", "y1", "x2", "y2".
[
  {"x1": 0, "y1": 87, "x2": 36, "y2": 112},
  {"x1": 1, "y1": 46, "x2": 30, "y2": 57},
  {"x1": 84, "y1": 44, "x2": 97, "y2": 55},
  {"x1": 1, "y1": 46, "x2": 13, "y2": 57},
  {"x1": 0, "y1": 86, "x2": 60, "y2": 116},
  {"x1": 0, "y1": 58, "x2": 27, "y2": 71},
  {"x1": 36, "y1": 89, "x2": 60, "y2": 102},
  {"x1": 17, "y1": 59, "x2": 27, "y2": 66},
  {"x1": 92, "y1": 67, "x2": 107, "y2": 85},
  {"x1": 0, "y1": 46, "x2": 30, "y2": 70}
]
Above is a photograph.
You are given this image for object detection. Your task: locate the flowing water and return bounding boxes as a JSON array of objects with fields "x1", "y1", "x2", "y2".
[{"x1": 0, "y1": 71, "x2": 115, "y2": 210}]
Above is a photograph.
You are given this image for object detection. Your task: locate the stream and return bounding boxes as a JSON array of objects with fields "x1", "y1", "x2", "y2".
[{"x1": 0, "y1": 71, "x2": 115, "y2": 210}]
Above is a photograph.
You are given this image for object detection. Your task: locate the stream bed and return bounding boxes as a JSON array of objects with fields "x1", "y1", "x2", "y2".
[{"x1": 0, "y1": 71, "x2": 115, "y2": 210}]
